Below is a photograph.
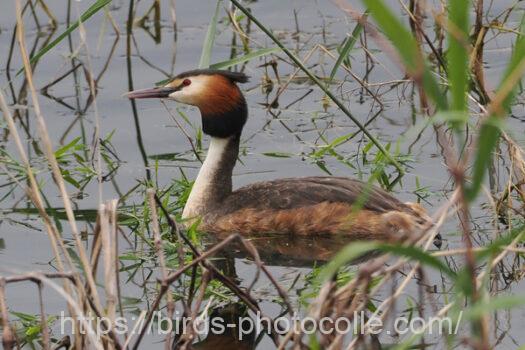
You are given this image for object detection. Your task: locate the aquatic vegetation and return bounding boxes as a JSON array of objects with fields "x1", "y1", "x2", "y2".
[{"x1": 0, "y1": 0, "x2": 524, "y2": 349}]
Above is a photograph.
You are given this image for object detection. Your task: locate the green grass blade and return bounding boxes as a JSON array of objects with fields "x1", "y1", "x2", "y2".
[
  {"x1": 199, "y1": 0, "x2": 222, "y2": 69},
  {"x1": 54, "y1": 137, "x2": 81, "y2": 159},
  {"x1": 465, "y1": 117, "x2": 503, "y2": 201},
  {"x1": 361, "y1": 0, "x2": 447, "y2": 110},
  {"x1": 262, "y1": 151, "x2": 293, "y2": 158},
  {"x1": 329, "y1": 11, "x2": 368, "y2": 81},
  {"x1": 498, "y1": 14, "x2": 525, "y2": 107},
  {"x1": 465, "y1": 14, "x2": 525, "y2": 201},
  {"x1": 210, "y1": 47, "x2": 281, "y2": 69},
  {"x1": 475, "y1": 225, "x2": 525, "y2": 261},
  {"x1": 319, "y1": 241, "x2": 456, "y2": 282},
  {"x1": 17, "y1": 0, "x2": 112, "y2": 76},
  {"x1": 362, "y1": 0, "x2": 418, "y2": 67},
  {"x1": 462, "y1": 295, "x2": 525, "y2": 321},
  {"x1": 319, "y1": 242, "x2": 377, "y2": 281},
  {"x1": 376, "y1": 243, "x2": 456, "y2": 278},
  {"x1": 447, "y1": 0, "x2": 470, "y2": 114}
]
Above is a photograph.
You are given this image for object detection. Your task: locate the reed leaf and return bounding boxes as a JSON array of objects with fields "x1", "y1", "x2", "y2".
[
  {"x1": 496, "y1": 14, "x2": 525, "y2": 109},
  {"x1": 465, "y1": 117, "x2": 503, "y2": 201},
  {"x1": 199, "y1": 0, "x2": 222, "y2": 69},
  {"x1": 319, "y1": 242, "x2": 377, "y2": 281},
  {"x1": 210, "y1": 47, "x2": 281, "y2": 69},
  {"x1": 461, "y1": 295, "x2": 525, "y2": 321},
  {"x1": 319, "y1": 241, "x2": 456, "y2": 282},
  {"x1": 447, "y1": 0, "x2": 470, "y2": 114},
  {"x1": 329, "y1": 11, "x2": 368, "y2": 82},
  {"x1": 465, "y1": 14, "x2": 525, "y2": 201},
  {"x1": 475, "y1": 225, "x2": 525, "y2": 261}
]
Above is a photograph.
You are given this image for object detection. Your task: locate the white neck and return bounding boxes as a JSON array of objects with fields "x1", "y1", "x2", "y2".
[{"x1": 182, "y1": 136, "x2": 237, "y2": 220}]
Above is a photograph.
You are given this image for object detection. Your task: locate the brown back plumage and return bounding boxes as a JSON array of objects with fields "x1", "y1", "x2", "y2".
[
  {"x1": 200, "y1": 176, "x2": 429, "y2": 241},
  {"x1": 209, "y1": 176, "x2": 412, "y2": 216}
]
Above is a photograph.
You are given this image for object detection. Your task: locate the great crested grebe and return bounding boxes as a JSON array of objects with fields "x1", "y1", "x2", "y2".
[{"x1": 128, "y1": 69, "x2": 439, "y2": 246}]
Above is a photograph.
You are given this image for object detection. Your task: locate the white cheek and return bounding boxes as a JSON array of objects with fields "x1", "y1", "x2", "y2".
[{"x1": 169, "y1": 90, "x2": 194, "y2": 104}]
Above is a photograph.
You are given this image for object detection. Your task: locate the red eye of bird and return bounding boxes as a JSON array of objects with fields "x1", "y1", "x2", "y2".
[{"x1": 182, "y1": 79, "x2": 191, "y2": 86}]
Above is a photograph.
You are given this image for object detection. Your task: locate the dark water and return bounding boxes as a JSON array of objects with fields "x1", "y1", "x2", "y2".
[{"x1": 1, "y1": 0, "x2": 524, "y2": 348}]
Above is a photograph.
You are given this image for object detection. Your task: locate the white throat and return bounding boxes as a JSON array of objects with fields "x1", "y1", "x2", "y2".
[{"x1": 182, "y1": 137, "x2": 232, "y2": 220}]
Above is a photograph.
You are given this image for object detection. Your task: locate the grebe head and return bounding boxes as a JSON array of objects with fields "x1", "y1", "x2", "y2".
[{"x1": 127, "y1": 69, "x2": 249, "y2": 138}]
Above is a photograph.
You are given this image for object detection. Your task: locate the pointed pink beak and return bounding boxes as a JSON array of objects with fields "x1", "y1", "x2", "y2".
[{"x1": 126, "y1": 86, "x2": 177, "y2": 99}]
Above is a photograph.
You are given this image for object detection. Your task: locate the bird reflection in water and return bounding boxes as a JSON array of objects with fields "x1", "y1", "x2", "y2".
[
  {"x1": 175, "y1": 303, "x2": 255, "y2": 350},
  {"x1": 204, "y1": 232, "x2": 380, "y2": 267}
]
